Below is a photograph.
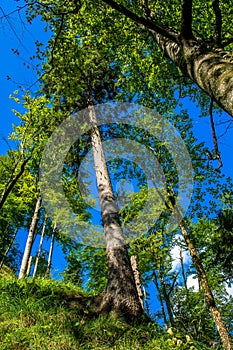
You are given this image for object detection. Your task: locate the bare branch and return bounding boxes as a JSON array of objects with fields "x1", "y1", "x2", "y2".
[
  {"x1": 212, "y1": 0, "x2": 222, "y2": 46},
  {"x1": 0, "y1": 4, "x2": 28, "y2": 20},
  {"x1": 180, "y1": 0, "x2": 194, "y2": 40}
]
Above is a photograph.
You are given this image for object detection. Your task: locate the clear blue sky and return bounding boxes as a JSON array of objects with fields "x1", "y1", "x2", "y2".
[{"x1": 0, "y1": 0, "x2": 233, "y2": 314}]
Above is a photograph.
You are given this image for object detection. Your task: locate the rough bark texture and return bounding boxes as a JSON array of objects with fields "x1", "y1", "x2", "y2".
[
  {"x1": 88, "y1": 104, "x2": 143, "y2": 321},
  {"x1": 179, "y1": 221, "x2": 232, "y2": 350},
  {"x1": 18, "y1": 194, "x2": 42, "y2": 279},
  {"x1": 153, "y1": 34, "x2": 233, "y2": 117},
  {"x1": 130, "y1": 255, "x2": 144, "y2": 309},
  {"x1": 102, "y1": 0, "x2": 233, "y2": 117}
]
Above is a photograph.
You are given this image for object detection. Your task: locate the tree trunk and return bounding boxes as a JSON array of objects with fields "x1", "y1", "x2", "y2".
[
  {"x1": 152, "y1": 270, "x2": 169, "y2": 328},
  {"x1": 102, "y1": 0, "x2": 233, "y2": 117},
  {"x1": 151, "y1": 177, "x2": 232, "y2": 349},
  {"x1": 26, "y1": 255, "x2": 32, "y2": 277},
  {"x1": 88, "y1": 104, "x2": 143, "y2": 321},
  {"x1": 152, "y1": 34, "x2": 233, "y2": 116},
  {"x1": 157, "y1": 265, "x2": 175, "y2": 327},
  {"x1": 18, "y1": 194, "x2": 42, "y2": 279},
  {"x1": 32, "y1": 215, "x2": 47, "y2": 278},
  {"x1": 0, "y1": 155, "x2": 32, "y2": 211},
  {"x1": 179, "y1": 247, "x2": 187, "y2": 290},
  {"x1": 45, "y1": 222, "x2": 56, "y2": 277},
  {"x1": 130, "y1": 255, "x2": 144, "y2": 309},
  {"x1": 179, "y1": 221, "x2": 232, "y2": 350},
  {"x1": 0, "y1": 230, "x2": 18, "y2": 270}
]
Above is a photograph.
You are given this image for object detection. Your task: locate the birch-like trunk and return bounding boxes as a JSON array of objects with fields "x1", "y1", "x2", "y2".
[
  {"x1": 45, "y1": 223, "x2": 56, "y2": 277},
  {"x1": 88, "y1": 104, "x2": 143, "y2": 320},
  {"x1": 18, "y1": 194, "x2": 42, "y2": 279},
  {"x1": 130, "y1": 255, "x2": 144, "y2": 309},
  {"x1": 32, "y1": 215, "x2": 47, "y2": 278}
]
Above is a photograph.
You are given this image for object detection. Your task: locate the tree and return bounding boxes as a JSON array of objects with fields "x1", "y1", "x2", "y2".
[
  {"x1": 18, "y1": 194, "x2": 42, "y2": 279},
  {"x1": 26, "y1": 0, "x2": 233, "y2": 119}
]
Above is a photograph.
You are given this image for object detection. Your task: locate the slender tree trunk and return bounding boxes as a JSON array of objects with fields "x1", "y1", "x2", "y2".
[
  {"x1": 0, "y1": 230, "x2": 18, "y2": 270},
  {"x1": 45, "y1": 223, "x2": 56, "y2": 277},
  {"x1": 152, "y1": 270, "x2": 168, "y2": 328},
  {"x1": 32, "y1": 215, "x2": 47, "y2": 278},
  {"x1": 179, "y1": 247, "x2": 187, "y2": 289},
  {"x1": 18, "y1": 194, "x2": 42, "y2": 279},
  {"x1": 88, "y1": 104, "x2": 143, "y2": 320},
  {"x1": 26, "y1": 255, "x2": 32, "y2": 277},
  {"x1": 179, "y1": 221, "x2": 232, "y2": 350},
  {"x1": 151, "y1": 177, "x2": 232, "y2": 349},
  {"x1": 157, "y1": 265, "x2": 175, "y2": 327},
  {"x1": 130, "y1": 255, "x2": 144, "y2": 309},
  {"x1": 0, "y1": 155, "x2": 32, "y2": 211}
]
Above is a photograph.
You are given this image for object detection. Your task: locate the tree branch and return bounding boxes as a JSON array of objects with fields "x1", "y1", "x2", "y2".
[
  {"x1": 209, "y1": 98, "x2": 223, "y2": 172},
  {"x1": 212, "y1": 0, "x2": 222, "y2": 46},
  {"x1": 101, "y1": 0, "x2": 178, "y2": 43},
  {"x1": 222, "y1": 36, "x2": 233, "y2": 48},
  {"x1": 180, "y1": 0, "x2": 194, "y2": 39}
]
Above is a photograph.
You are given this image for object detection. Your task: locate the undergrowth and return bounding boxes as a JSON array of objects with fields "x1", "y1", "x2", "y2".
[{"x1": 0, "y1": 277, "x2": 213, "y2": 349}]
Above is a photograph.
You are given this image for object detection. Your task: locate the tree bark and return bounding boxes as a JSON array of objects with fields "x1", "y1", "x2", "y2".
[
  {"x1": 102, "y1": 0, "x2": 233, "y2": 117},
  {"x1": 45, "y1": 222, "x2": 56, "y2": 277},
  {"x1": 18, "y1": 194, "x2": 42, "y2": 279},
  {"x1": 32, "y1": 215, "x2": 47, "y2": 278},
  {"x1": 179, "y1": 221, "x2": 232, "y2": 350},
  {"x1": 130, "y1": 255, "x2": 144, "y2": 309},
  {"x1": 88, "y1": 104, "x2": 143, "y2": 321}
]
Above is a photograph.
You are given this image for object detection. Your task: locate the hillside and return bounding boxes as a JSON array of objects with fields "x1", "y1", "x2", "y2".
[{"x1": 0, "y1": 276, "x2": 213, "y2": 350}]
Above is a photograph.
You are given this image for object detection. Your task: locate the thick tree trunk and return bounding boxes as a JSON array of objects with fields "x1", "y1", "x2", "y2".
[
  {"x1": 102, "y1": 0, "x2": 233, "y2": 117},
  {"x1": 32, "y1": 215, "x2": 47, "y2": 278},
  {"x1": 18, "y1": 194, "x2": 42, "y2": 279},
  {"x1": 88, "y1": 104, "x2": 143, "y2": 321},
  {"x1": 179, "y1": 221, "x2": 232, "y2": 350},
  {"x1": 45, "y1": 223, "x2": 56, "y2": 277}
]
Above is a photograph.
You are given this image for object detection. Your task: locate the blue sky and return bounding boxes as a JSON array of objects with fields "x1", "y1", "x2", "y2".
[{"x1": 1, "y1": 0, "x2": 233, "y2": 315}]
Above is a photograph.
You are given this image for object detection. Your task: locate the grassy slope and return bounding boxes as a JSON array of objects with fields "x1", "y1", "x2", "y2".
[{"x1": 0, "y1": 276, "x2": 211, "y2": 350}]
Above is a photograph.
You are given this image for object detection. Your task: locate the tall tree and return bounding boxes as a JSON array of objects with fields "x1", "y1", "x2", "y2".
[
  {"x1": 26, "y1": 0, "x2": 233, "y2": 118},
  {"x1": 18, "y1": 194, "x2": 42, "y2": 279}
]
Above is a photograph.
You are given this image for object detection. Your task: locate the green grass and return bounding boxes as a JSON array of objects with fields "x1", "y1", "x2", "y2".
[{"x1": 0, "y1": 277, "x2": 212, "y2": 349}]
